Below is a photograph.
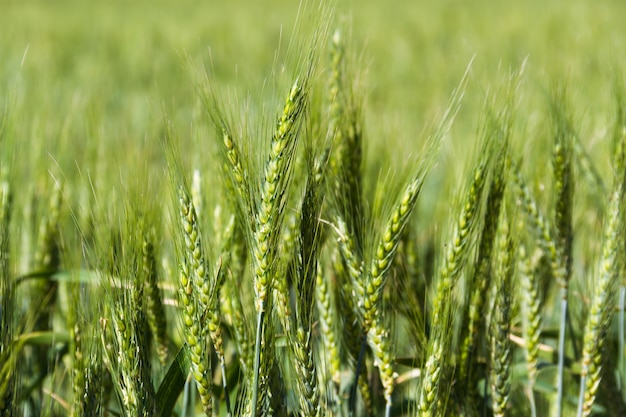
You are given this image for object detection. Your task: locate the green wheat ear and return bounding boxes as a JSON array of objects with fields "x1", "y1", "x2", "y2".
[
  {"x1": 328, "y1": 28, "x2": 363, "y2": 248},
  {"x1": 490, "y1": 217, "x2": 515, "y2": 417},
  {"x1": 459, "y1": 96, "x2": 511, "y2": 393},
  {"x1": 171, "y1": 183, "x2": 214, "y2": 416},
  {"x1": 576, "y1": 156, "x2": 625, "y2": 417},
  {"x1": 518, "y1": 243, "x2": 542, "y2": 417},
  {"x1": 421, "y1": 135, "x2": 492, "y2": 416},
  {"x1": 248, "y1": 78, "x2": 309, "y2": 417},
  {"x1": 364, "y1": 174, "x2": 426, "y2": 417}
]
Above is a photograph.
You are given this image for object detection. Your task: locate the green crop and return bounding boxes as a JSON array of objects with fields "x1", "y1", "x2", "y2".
[{"x1": 2, "y1": 1, "x2": 626, "y2": 416}]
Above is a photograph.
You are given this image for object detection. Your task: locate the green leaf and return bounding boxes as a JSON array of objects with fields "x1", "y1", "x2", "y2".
[{"x1": 156, "y1": 343, "x2": 192, "y2": 416}]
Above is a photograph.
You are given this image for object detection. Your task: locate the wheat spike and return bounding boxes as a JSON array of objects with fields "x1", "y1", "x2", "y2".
[
  {"x1": 490, "y1": 219, "x2": 515, "y2": 417},
  {"x1": 577, "y1": 186, "x2": 624, "y2": 417},
  {"x1": 250, "y1": 79, "x2": 307, "y2": 417}
]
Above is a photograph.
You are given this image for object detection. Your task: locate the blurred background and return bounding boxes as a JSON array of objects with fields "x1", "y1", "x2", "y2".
[{"x1": 2, "y1": 0, "x2": 626, "y2": 200}]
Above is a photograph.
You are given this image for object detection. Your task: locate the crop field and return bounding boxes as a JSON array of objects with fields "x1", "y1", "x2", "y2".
[{"x1": 2, "y1": 0, "x2": 626, "y2": 416}]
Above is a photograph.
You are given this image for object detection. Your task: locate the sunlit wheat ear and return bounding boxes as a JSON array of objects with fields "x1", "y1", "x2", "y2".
[
  {"x1": 178, "y1": 183, "x2": 232, "y2": 415},
  {"x1": 178, "y1": 186, "x2": 214, "y2": 310},
  {"x1": 490, "y1": 219, "x2": 515, "y2": 417},
  {"x1": 252, "y1": 79, "x2": 305, "y2": 312},
  {"x1": 360, "y1": 175, "x2": 426, "y2": 417},
  {"x1": 315, "y1": 263, "x2": 341, "y2": 388},
  {"x1": 422, "y1": 139, "x2": 491, "y2": 416},
  {"x1": 108, "y1": 296, "x2": 139, "y2": 415},
  {"x1": 250, "y1": 78, "x2": 307, "y2": 417},
  {"x1": 459, "y1": 106, "x2": 510, "y2": 389},
  {"x1": 221, "y1": 125, "x2": 255, "y2": 222},
  {"x1": 363, "y1": 175, "x2": 424, "y2": 330},
  {"x1": 274, "y1": 213, "x2": 298, "y2": 338},
  {"x1": 293, "y1": 324, "x2": 320, "y2": 417},
  {"x1": 513, "y1": 163, "x2": 568, "y2": 414},
  {"x1": 367, "y1": 320, "x2": 394, "y2": 416},
  {"x1": 177, "y1": 260, "x2": 213, "y2": 416},
  {"x1": 418, "y1": 333, "x2": 447, "y2": 416},
  {"x1": 459, "y1": 162, "x2": 506, "y2": 388},
  {"x1": 331, "y1": 220, "x2": 373, "y2": 414},
  {"x1": 335, "y1": 217, "x2": 364, "y2": 298},
  {"x1": 316, "y1": 267, "x2": 342, "y2": 414},
  {"x1": 518, "y1": 244, "x2": 541, "y2": 417},
  {"x1": 433, "y1": 149, "x2": 490, "y2": 323},
  {"x1": 577, "y1": 186, "x2": 624, "y2": 417}
]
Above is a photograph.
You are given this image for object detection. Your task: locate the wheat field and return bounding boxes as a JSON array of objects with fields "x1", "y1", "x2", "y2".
[{"x1": 2, "y1": 0, "x2": 626, "y2": 416}]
